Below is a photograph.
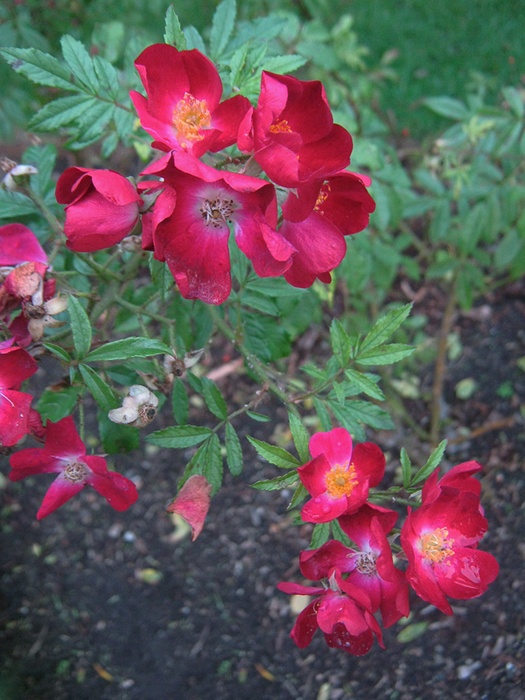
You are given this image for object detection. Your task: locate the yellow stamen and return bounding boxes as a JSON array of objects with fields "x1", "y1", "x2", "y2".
[
  {"x1": 269, "y1": 119, "x2": 292, "y2": 134},
  {"x1": 325, "y1": 463, "x2": 357, "y2": 499},
  {"x1": 420, "y1": 527, "x2": 455, "y2": 564},
  {"x1": 173, "y1": 93, "x2": 211, "y2": 147}
]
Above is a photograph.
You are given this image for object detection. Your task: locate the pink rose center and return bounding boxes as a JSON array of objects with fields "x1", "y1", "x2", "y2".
[
  {"x1": 354, "y1": 551, "x2": 377, "y2": 576},
  {"x1": 200, "y1": 193, "x2": 237, "y2": 230},
  {"x1": 325, "y1": 463, "x2": 357, "y2": 499},
  {"x1": 419, "y1": 527, "x2": 455, "y2": 564},
  {"x1": 269, "y1": 119, "x2": 292, "y2": 134},
  {"x1": 64, "y1": 460, "x2": 88, "y2": 483},
  {"x1": 172, "y1": 93, "x2": 212, "y2": 147}
]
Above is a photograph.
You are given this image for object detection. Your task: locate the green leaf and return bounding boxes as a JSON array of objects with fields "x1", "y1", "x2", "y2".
[
  {"x1": 36, "y1": 385, "x2": 82, "y2": 422},
  {"x1": 423, "y1": 96, "x2": 469, "y2": 121},
  {"x1": 252, "y1": 471, "x2": 299, "y2": 491},
  {"x1": 0, "y1": 189, "x2": 37, "y2": 218},
  {"x1": 172, "y1": 378, "x2": 189, "y2": 425},
  {"x1": 246, "y1": 410, "x2": 271, "y2": 422},
  {"x1": 289, "y1": 481, "x2": 308, "y2": 509},
  {"x1": 356, "y1": 343, "x2": 414, "y2": 366},
  {"x1": 225, "y1": 423, "x2": 243, "y2": 476},
  {"x1": 98, "y1": 411, "x2": 140, "y2": 454},
  {"x1": 29, "y1": 94, "x2": 96, "y2": 131},
  {"x1": 397, "y1": 621, "x2": 429, "y2": 643},
  {"x1": 86, "y1": 337, "x2": 172, "y2": 362},
  {"x1": 400, "y1": 447, "x2": 412, "y2": 489},
  {"x1": 343, "y1": 369, "x2": 385, "y2": 401},
  {"x1": 183, "y1": 26, "x2": 206, "y2": 53},
  {"x1": 312, "y1": 397, "x2": 332, "y2": 431},
  {"x1": 67, "y1": 295, "x2": 92, "y2": 360},
  {"x1": 502, "y1": 86, "x2": 524, "y2": 118},
  {"x1": 259, "y1": 54, "x2": 307, "y2": 75},
  {"x1": 43, "y1": 342, "x2": 71, "y2": 363},
  {"x1": 288, "y1": 410, "x2": 310, "y2": 463},
  {"x1": 60, "y1": 35, "x2": 98, "y2": 92},
  {"x1": 1, "y1": 46, "x2": 74, "y2": 90},
  {"x1": 146, "y1": 425, "x2": 212, "y2": 448},
  {"x1": 78, "y1": 364, "x2": 118, "y2": 413},
  {"x1": 358, "y1": 304, "x2": 413, "y2": 354},
  {"x1": 329, "y1": 399, "x2": 394, "y2": 432},
  {"x1": 247, "y1": 437, "x2": 301, "y2": 469},
  {"x1": 201, "y1": 377, "x2": 228, "y2": 420},
  {"x1": 330, "y1": 318, "x2": 351, "y2": 367},
  {"x1": 164, "y1": 5, "x2": 187, "y2": 49},
  {"x1": 210, "y1": 0, "x2": 236, "y2": 59},
  {"x1": 182, "y1": 434, "x2": 223, "y2": 493},
  {"x1": 310, "y1": 522, "x2": 330, "y2": 548},
  {"x1": 411, "y1": 440, "x2": 447, "y2": 486}
]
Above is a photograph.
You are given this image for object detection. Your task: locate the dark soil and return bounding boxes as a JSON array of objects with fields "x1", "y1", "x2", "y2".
[{"x1": 1, "y1": 286, "x2": 524, "y2": 700}]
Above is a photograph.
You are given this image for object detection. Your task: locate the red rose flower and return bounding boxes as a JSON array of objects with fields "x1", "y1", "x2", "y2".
[
  {"x1": 280, "y1": 171, "x2": 376, "y2": 287},
  {"x1": 56, "y1": 167, "x2": 142, "y2": 252},
  {"x1": 141, "y1": 151, "x2": 295, "y2": 304},
  {"x1": 0, "y1": 338, "x2": 38, "y2": 447},
  {"x1": 9, "y1": 416, "x2": 139, "y2": 519},
  {"x1": 278, "y1": 568, "x2": 384, "y2": 656},
  {"x1": 298, "y1": 428, "x2": 385, "y2": 523},
  {"x1": 238, "y1": 71, "x2": 353, "y2": 188},
  {"x1": 130, "y1": 44, "x2": 250, "y2": 155},
  {"x1": 336, "y1": 504, "x2": 410, "y2": 627},
  {"x1": 400, "y1": 462, "x2": 499, "y2": 614}
]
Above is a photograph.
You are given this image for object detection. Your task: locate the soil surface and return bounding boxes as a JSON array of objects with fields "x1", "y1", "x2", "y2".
[{"x1": 1, "y1": 284, "x2": 524, "y2": 700}]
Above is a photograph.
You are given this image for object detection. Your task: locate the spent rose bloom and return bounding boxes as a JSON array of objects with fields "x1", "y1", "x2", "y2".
[
  {"x1": 298, "y1": 428, "x2": 385, "y2": 523},
  {"x1": 238, "y1": 71, "x2": 353, "y2": 188},
  {"x1": 400, "y1": 461, "x2": 499, "y2": 614},
  {"x1": 278, "y1": 567, "x2": 384, "y2": 656},
  {"x1": 141, "y1": 151, "x2": 295, "y2": 304},
  {"x1": 0, "y1": 338, "x2": 38, "y2": 447},
  {"x1": 55, "y1": 167, "x2": 142, "y2": 252},
  {"x1": 167, "y1": 475, "x2": 212, "y2": 541},
  {"x1": 130, "y1": 44, "x2": 250, "y2": 155},
  {"x1": 9, "y1": 416, "x2": 139, "y2": 519}
]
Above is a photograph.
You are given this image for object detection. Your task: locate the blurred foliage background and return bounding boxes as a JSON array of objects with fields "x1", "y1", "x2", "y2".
[{"x1": 2, "y1": 0, "x2": 524, "y2": 139}]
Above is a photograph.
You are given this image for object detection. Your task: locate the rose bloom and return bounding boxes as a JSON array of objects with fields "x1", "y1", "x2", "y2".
[
  {"x1": 279, "y1": 171, "x2": 376, "y2": 287},
  {"x1": 400, "y1": 461, "x2": 499, "y2": 614},
  {"x1": 9, "y1": 416, "x2": 139, "y2": 519},
  {"x1": 56, "y1": 167, "x2": 142, "y2": 252},
  {"x1": 130, "y1": 43, "x2": 250, "y2": 155},
  {"x1": 298, "y1": 428, "x2": 385, "y2": 523},
  {"x1": 278, "y1": 567, "x2": 384, "y2": 656},
  {"x1": 0, "y1": 338, "x2": 38, "y2": 447},
  {"x1": 334, "y1": 503, "x2": 410, "y2": 627},
  {"x1": 238, "y1": 71, "x2": 353, "y2": 188},
  {"x1": 141, "y1": 151, "x2": 295, "y2": 304}
]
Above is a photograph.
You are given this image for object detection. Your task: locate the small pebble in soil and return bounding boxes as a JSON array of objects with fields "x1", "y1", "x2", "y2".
[{"x1": 457, "y1": 660, "x2": 482, "y2": 680}]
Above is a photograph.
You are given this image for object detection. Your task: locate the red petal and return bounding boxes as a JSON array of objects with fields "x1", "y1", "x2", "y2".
[
  {"x1": 166, "y1": 475, "x2": 211, "y2": 540},
  {"x1": 309, "y1": 428, "x2": 353, "y2": 466},
  {"x1": 352, "y1": 442, "x2": 386, "y2": 487},
  {"x1": 36, "y1": 473, "x2": 85, "y2": 519},
  {"x1": 0, "y1": 223, "x2": 47, "y2": 266}
]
